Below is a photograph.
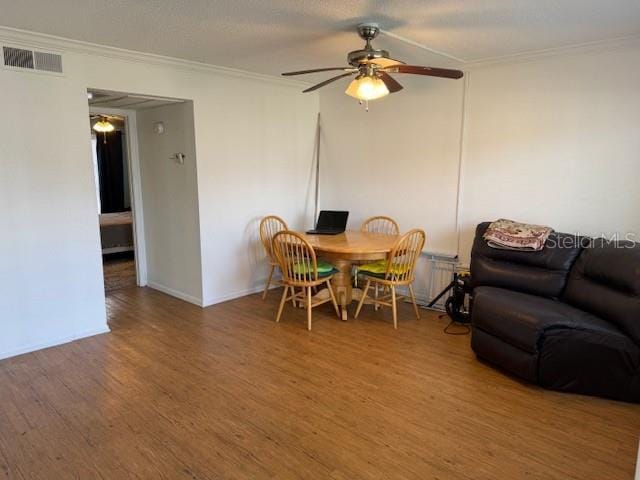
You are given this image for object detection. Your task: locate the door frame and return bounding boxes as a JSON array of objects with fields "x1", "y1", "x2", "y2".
[{"x1": 90, "y1": 106, "x2": 148, "y2": 286}]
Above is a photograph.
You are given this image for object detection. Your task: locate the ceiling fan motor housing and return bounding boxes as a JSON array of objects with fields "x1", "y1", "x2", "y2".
[
  {"x1": 349, "y1": 23, "x2": 390, "y2": 67},
  {"x1": 347, "y1": 48, "x2": 391, "y2": 67},
  {"x1": 357, "y1": 23, "x2": 380, "y2": 41}
]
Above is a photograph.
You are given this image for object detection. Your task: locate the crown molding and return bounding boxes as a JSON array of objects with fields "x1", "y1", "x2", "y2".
[
  {"x1": 0, "y1": 25, "x2": 311, "y2": 89},
  {"x1": 2, "y1": 24, "x2": 639, "y2": 80},
  {"x1": 466, "y1": 34, "x2": 640, "y2": 69},
  {"x1": 375, "y1": 27, "x2": 640, "y2": 71}
]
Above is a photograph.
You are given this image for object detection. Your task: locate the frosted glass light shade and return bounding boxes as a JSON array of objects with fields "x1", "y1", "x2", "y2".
[{"x1": 345, "y1": 76, "x2": 389, "y2": 101}]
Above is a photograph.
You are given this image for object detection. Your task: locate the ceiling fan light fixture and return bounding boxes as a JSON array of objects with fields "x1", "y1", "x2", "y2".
[
  {"x1": 281, "y1": 23, "x2": 463, "y2": 105},
  {"x1": 345, "y1": 75, "x2": 389, "y2": 101}
]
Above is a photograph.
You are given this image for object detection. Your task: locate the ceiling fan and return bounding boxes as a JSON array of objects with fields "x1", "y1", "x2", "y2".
[{"x1": 282, "y1": 23, "x2": 463, "y2": 108}]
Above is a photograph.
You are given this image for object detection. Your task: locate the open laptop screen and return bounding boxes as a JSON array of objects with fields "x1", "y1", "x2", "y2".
[{"x1": 316, "y1": 210, "x2": 349, "y2": 231}]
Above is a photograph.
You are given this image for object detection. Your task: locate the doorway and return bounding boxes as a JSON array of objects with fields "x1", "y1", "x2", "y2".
[
  {"x1": 88, "y1": 88, "x2": 194, "y2": 298},
  {"x1": 89, "y1": 110, "x2": 140, "y2": 293}
]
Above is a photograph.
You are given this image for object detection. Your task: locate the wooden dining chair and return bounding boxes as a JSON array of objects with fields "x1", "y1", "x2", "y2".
[
  {"x1": 259, "y1": 215, "x2": 288, "y2": 299},
  {"x1": 361, "y1": 216, "x2": 400, "y2": 235},
  {"x1": 354, "y1": 229, "x2": 426, "y2": 329},
  {"x1": 272, "y1": 231, "x2": 340, "y2": 330},
  {"x1": 355, "y1": 216, "x2": 400, "y2": 287}
]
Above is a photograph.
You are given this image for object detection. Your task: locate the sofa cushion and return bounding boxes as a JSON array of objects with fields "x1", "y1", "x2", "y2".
[
  {"x1": 470, "y1": 222, "x2": 585, "y2": 299},
  {"x1": 472, "y1": 286, "x2": 628, "y2": 354},
  {"x1": 471, "y1": 328, "x2": 539, "y2": 382},
  {"x1": 539, "y1": 328, "x2": 640, "y2": 402},
  {"x1": 563, "y1": 239, "x2": 640, "y2": 344}
]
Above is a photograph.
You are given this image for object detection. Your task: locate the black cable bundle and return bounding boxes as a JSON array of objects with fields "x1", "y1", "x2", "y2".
[{"x1": 429, "y1": 272, "x2": 472, "y2": 335}]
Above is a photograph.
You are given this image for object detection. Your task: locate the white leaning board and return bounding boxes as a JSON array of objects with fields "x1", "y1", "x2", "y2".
[{"x1": 635, "y1": 438, "x2": 639, "y2": 480}]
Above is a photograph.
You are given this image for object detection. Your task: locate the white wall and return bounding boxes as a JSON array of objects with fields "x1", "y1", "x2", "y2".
[
  {"x1": 319, "y1": 75, "x2": 465, "y2": 255},
  {"x1": 319, "y1": 74, "x2": 465, "y2": 300},
  {"x1": 459, "y1": 44, "x2": 640, "y2": 263},
  {"x1": 0, "y1": 63, "x2": 108, "y2": 359},
  {"x1": 137, "y1": 102, "x2": 203, "y2": 303},
  {"x1": 195, "y1": 84, "x2": 319, "y2": 306},
  {"x1": 319, "y1": 42, "x2": 640, "y2": 281},
  {"x1": 0, "y1": 27, "x2": 318, "y2": 358}
]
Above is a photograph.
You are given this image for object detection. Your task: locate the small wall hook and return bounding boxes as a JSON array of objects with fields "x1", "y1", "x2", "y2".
[{"x1": 170, "y1": 153, "x2": 186, "y2": 164}]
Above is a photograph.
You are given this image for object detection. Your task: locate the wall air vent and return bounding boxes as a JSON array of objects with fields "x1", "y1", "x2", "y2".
[
  {"x1": 3, "y1": 46, "x2": 34, "y2": 69},
  {"x1": 34, "y1": 51, "x2": 63, "y2": 73},
  {"x1": 2, "y1": 46, "x2": 63, "y2": 75}
]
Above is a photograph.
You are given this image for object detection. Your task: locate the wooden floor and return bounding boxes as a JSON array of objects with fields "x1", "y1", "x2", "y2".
[
  {"x1": 1, "y1": 287, "x2": 638, "y2": 479},
  {"x1": 102, "y1": 253, "x2": 137, "y2": 293}
]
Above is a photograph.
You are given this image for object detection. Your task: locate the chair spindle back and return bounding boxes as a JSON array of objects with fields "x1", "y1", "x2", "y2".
[
  {"x1": 361, "y1": 216, "x2": 400, "y2": 236},
  {"x1": 259, "y1": 215, "x2": 288, "y2": 261},
  {"x1": 385, "y1": 229, "x2": 426, "y2": 283},
  {"x1": 272, "y1": 231, "x2": 319, "y2": 284}
]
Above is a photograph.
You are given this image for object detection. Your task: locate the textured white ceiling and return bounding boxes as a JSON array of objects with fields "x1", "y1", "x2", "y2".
[{"x1": 1, "y1": 0, "x2": 639, "y2": 76}]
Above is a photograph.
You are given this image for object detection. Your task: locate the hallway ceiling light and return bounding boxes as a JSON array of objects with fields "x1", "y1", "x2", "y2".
[
  {"x1": 93, "y1": 117, "x2": 114, "y2": 133},
  {"x1": 93, "y1": 116, "x2": 115, "y2": 144}
]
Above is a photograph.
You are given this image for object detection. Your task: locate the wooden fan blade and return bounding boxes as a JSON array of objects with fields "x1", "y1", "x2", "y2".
[
  {"x1": 378, "y1": 71, "x2": 403, "y2": 93},
  {"x1": 367, "y1": 57, "x2": 405, "y2": 68},
  {"x1": 282, "y1": 67, "x2": 355, "y2": 76},
  {"x1": 386, "y1": 65, "x2": 464, "y2": 79},
  {"x1": 366, "y1": 57, "x2": 404, "y2": 68},
  {"x1": 302, "y1": 72, "x2": 356, "y2": 93}
]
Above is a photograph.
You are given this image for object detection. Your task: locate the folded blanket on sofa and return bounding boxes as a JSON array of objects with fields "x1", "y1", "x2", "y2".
[{"x1": 483, "y1": 219, "x2": 553, "y2": 251}]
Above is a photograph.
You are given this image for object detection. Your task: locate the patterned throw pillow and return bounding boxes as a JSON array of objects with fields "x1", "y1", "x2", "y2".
[{"x1": 483, "y1": 218, "x2": 553, "y2": 251}]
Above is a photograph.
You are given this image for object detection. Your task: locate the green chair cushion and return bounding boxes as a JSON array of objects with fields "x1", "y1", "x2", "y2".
[
  {"x1": 359, "y1": 260, "x2": 409, "y2": 278},
  {"x1": 317, "y1": 267, "x2": 339, "y2": 278},
  {"x1": 292, "y1": 261, "x2": 337, "y2": 278}
]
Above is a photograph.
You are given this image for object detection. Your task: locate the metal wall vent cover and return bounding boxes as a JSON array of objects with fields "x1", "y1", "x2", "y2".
[
  {"x1": 2, "y1": 46, "x2": 63, "y2": 74},
  {"x1": 3, "y1": 46, "x2": 34, "y2": 69},
  {"x1": 34, "y1": 51, "x2": 63, "y2": 73}
]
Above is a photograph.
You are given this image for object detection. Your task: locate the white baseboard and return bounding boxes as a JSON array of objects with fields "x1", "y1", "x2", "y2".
[
  {"x1": 203, "y1": 283, "x2": 444, "y2": 312},
  {"x1": 202, "y1": 284, "x2": 272, "y2": 308},
  {"x1": 148, "y1": 276, "x2": 276, "y2": 308},
  {"x1": 0, "y1": 325, "x2": 110, "y2": 361},
  {"x1": 147, "y1": 281, "x2": 203, "y2": 307}
]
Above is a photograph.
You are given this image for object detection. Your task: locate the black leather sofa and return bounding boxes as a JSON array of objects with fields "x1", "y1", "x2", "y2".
[{"x1": 470, "y1": 222, "x2": 640, "y2": 402}]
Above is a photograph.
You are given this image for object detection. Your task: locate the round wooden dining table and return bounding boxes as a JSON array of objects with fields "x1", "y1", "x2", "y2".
[{"x1": 304, "y1": 230, "x2": 399, "y2": 320}]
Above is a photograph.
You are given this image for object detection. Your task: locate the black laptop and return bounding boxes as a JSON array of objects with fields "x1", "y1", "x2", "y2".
[{"x1": 306, "y1": 210, "x2": 349, "y2": 235}]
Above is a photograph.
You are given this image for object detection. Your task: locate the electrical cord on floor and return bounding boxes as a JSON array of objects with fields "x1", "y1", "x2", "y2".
[
  {"x1": 411, "y1": 301, "x2": 472, "y2": 335},
  {"x1": 443, "y1": 317, "x2": 471, "y2": 335},
  {"x1": 441, "y1": 294, "x2": 472, "y2": 335}
]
